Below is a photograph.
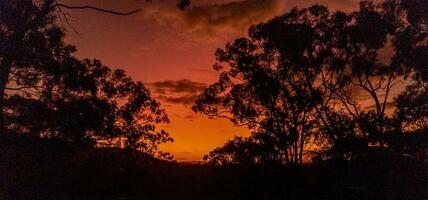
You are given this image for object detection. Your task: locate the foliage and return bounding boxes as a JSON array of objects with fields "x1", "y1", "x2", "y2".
[
  {"x1": 0, "y1": 0, "x2": 173, "y2": 158},
  {"x1": 194, "y1": 5, "x2": 351, "y2": 165},
  {"x1": 196, "y1": 0, "x2": 428, "y2": 165},
  {"x1": 5, "y1": 59, "x2": 172, "y2": 157}
]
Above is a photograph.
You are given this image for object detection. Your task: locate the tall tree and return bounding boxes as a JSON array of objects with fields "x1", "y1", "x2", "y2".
[
  {"x1": 194, "y1": 5, "x2": 351, "y2": 165},
  {"x1": 0, "y1": 0, "x2": 57, "y2": 134},
  {"x1": 196, "y1": 0, "x2": 427, "y2": 165},
  {"x1": 330, "y1": 0, "x2": 427, "y2": 153}
]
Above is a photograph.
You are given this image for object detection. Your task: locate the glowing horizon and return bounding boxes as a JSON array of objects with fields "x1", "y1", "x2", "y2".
[{"x1": 63, "y1": 0, "x2": 383, "y2": 161}]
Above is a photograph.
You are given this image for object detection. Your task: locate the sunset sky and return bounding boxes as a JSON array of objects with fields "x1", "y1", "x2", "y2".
[{"x1": 62, "y1": 0, "x2": 370, "y2": 161}]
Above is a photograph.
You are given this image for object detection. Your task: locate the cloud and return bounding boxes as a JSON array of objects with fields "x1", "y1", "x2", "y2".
[
  {"x1": 138, "y1": 0, "x2": 361, "y2": 52},
  {"x1": 144, "y1": 0, "x2": 363, "y2": 38},
  {"x1": 149, "y1": 79, "x2": 208, "y2": 94},
  {"x1": 142, "y1": 0, "x2": 285, "y2": 41},
  {"x1": 158, "y1": 94, "x2": 199, "y2": 105},
  {"x1": 147, "y1": 79, "x2": 208, "y2": 105},
  {"x1": 182, "y1": 0, "x2": 285, "y2": 37}
]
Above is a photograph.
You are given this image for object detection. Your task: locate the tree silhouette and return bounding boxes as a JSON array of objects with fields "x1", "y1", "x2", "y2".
[
  {"x1": 0, "y1": 0, "x2": 189, "y2": 135},
  {"x1": 329, "y1": 1, "x2": 411, "y2": 149},
  {"x1": 196, "y1": 0, "x2": 428, "y2": 165},
  {"x1": 390, "y1": 0, "x2": 428, "y2": 160},
  {"x1": 4, "y1": 59, "x2": 173, "y2": 158},
  {"x1": 195, "y1": 5, "x2": 351, "y2": 165},
  {"x1": 203, "y1": 136, "x2": 261, "y2": 166},
  {"x1": 327, "y1": 0, "x2": 427, "y2": 161},
  {"x1": 0, "y1": 0, "x2": 174, "y2": 158},
  {"x1": 177, "y1": 0, "x2": 191, "y2": 10},
  {"x1": 395, "y1": 84, "x2": 428, "y2": 131},
  {"x1": 0, "y1": 0, "x2": 58, "y2": 134}
]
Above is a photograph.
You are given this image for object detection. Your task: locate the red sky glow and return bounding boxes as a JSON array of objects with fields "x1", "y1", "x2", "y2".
[{"x1": 62, "y1": 0, "x2": 375, "y2": 161}]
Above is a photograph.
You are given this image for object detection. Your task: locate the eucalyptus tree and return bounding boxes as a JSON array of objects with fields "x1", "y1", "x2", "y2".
[
  {"x1": 196, "y1": 0, "x2": 427, "y2": 164},
  {"x1": 194, "y1": 5, "x2": 351, "y2": 165}
]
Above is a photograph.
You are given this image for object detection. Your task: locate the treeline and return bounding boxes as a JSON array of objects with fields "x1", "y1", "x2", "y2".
[
  {"x1": 0, "y1": 0, "x2": 426, "y2": 166},
  {"x1": 0, "y1": 0, "x2": 426, "y2": 165}
]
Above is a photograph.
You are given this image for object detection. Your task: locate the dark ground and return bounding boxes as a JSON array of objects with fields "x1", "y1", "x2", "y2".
[{"x1": 0, "y1": 133, "x2": 426, "y2": 200}]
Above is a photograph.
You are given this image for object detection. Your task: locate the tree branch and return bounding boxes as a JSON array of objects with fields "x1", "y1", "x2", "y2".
[{"x1": 54, "y1": 4, "x2": 142, "y2": 16}]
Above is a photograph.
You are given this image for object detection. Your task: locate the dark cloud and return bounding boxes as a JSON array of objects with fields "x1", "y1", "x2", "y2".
[
  {"x1": 170, "y1": 0, "x2": 361, "y2": 38},
  {"x1": 158, "y1": 94, "x2": 199, "y2": 105},
  {"x1": 147, "y1": 79, "x2": 208, "y2": 105},
  {"x1": 182, "y1": 0, "x2": 284, "y2": 36},
  {"x1": 150, "y1": 79, "x2": 207, "y2": 93},
  {"x1": 143, "y1": 0, "x2": 285, "y2": 41},
  {"x1": 141, "y1": 0, "x2": 361, "y2": 47},
  {"x1": 183, "y1": 113, "x2": 196, "y2": 122}
]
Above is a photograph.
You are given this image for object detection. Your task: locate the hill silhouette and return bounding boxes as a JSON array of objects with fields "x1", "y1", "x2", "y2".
[{"x1": 1, "y1": 131, "x2": 426, "y2": 200}]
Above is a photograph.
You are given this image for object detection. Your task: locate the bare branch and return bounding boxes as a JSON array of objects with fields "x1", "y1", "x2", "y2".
[
  {"x1": 56, "y1": 6, "x2": 79, "y2": 35},
  {"x1": 54, "y1": 4, "x2": 142, "y2": 16}
]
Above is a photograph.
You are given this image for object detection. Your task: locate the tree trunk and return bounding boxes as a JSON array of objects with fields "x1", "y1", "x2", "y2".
[
  {"x1": 0, "y1": 0, "x2": 55, "y2": 135},
  {"x1": 0, "y1": 58, "x2": 12, "y2": 135},
  {"x1": 294, "y1": 138, "x2": 298, "y2": 165},
  {"x1": 299, "y1": 130, "x2": 306, "y2": 165}
]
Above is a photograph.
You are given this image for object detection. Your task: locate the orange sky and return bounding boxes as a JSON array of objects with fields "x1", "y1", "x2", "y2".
[{"x1": 62, "y1": 0, "x2": 369, "y2": 161}]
